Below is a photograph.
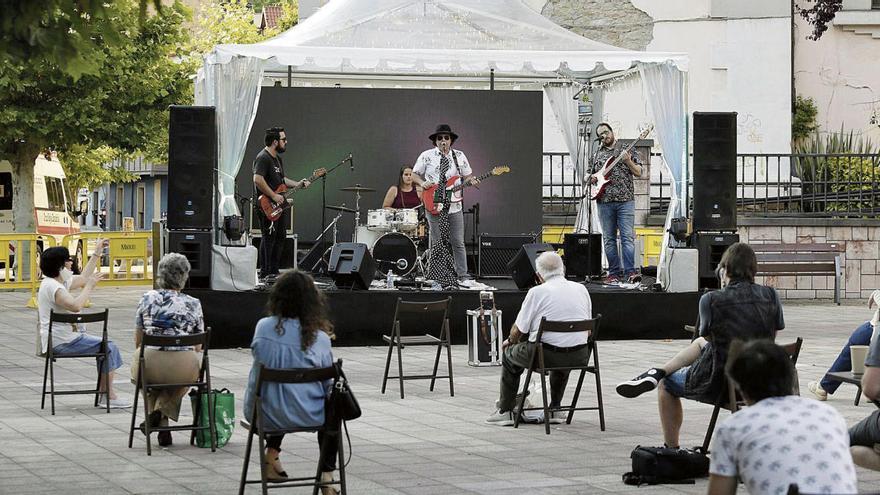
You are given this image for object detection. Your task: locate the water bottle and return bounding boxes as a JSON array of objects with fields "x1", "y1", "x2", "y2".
[{"x1": 386, "y1": 270, "x2": 394, "y2": 289}]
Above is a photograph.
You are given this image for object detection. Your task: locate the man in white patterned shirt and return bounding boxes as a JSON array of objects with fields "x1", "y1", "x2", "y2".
[
  {"x1": 708, "y1": 340, "x2": 857, "y2": 495},
  {"x1": 412, "y1": 124, "x2": 479, "y2": 283}
]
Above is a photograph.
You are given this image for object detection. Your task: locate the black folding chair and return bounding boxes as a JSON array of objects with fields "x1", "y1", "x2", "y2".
[
  {"x1": 701, "y1": 337, "x2": 803, "y2": 451},
  {"x1": 380, "y1": 297, "x2": 454, "y2": 399},
  {"x1": 239, "y1": 362, "x2": 346, "y2": 495},
  {"x1": 127, "y1": 329, "x2": 215, "y2": 455},
  {"x1": 41, "y1": 309, "x2": 110, "y2": 415},
  {"x1": 513, "y1": 316, "x2": 605, "y2": 435}
]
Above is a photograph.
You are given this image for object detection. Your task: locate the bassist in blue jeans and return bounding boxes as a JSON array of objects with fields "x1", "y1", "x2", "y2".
[{"x1": 589, "y1": 123, "x2": 643, "y2": 284}]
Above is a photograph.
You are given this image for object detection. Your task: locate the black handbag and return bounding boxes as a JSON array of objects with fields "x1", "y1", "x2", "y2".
[
  {"x1": 330, "y1": 359, "x2": 361, "y2": 421},
  {"x1": 622, "y1": 445, "x2": 710, "y2": 485}
]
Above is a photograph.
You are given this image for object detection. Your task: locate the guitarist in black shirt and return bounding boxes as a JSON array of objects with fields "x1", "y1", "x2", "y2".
[{"x1": 253, "y1": 127, "x2": 312, "y2": 281}]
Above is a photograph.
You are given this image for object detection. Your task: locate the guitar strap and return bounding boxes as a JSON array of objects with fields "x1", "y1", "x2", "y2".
[{"x1": 450, "y1": 150, "x2": 462, "y2": 203}]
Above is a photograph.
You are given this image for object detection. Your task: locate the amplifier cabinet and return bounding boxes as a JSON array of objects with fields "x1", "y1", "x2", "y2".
[{"x1": 478, "y1": 234, "x2": 535, "y2": 278}]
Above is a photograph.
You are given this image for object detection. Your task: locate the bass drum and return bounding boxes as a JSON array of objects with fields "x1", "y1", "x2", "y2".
[{"x1": 372, "y1": 232, "x2": 418, "y2": 277}]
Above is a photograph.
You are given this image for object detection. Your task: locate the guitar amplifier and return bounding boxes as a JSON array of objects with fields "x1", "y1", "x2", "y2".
[{"x1": 478, "y1": 234, "x2": 536, "y2": 278}]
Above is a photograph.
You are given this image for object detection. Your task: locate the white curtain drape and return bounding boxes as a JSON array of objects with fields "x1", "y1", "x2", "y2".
[
  {"x1": 544, "y1": 83, "x2": 580, "y2": 178},
  {"x1": 638, "y1": 61, "x2": 688, "y2": 287},
  {"x1": 196, "y1": 56, "x2": 265, "y2": 224}
]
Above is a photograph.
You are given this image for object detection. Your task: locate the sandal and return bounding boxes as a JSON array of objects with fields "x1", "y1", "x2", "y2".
[{"x1": 320, "y1": 471, "x2": 339, "y2": 495}]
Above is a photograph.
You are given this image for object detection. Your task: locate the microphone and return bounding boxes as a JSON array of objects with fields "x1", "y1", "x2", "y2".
[{"x1": 348, "y1": 153, "x2": 354, "y2": 171}]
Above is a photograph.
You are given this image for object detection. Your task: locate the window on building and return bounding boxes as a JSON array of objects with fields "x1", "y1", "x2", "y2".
[
  {"x1": 116, "y1": 186, "x2": 124, "y2": 228},
  {"x1": 136, "y1": 185, "x2": 145, "y2": 229},
  {"x1": 45, "y1": 177, "x2": 66, "y2": 212},
  {"x1": 873, "y1": 0, "x2": 880, "y2": 9},
  {"x1": 0, "y1": 172, "x2": 11, "y2": 210}
]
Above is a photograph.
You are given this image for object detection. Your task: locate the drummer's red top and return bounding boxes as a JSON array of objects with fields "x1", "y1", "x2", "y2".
[{"x1": 391, "y1": 187, "x2": 421, "y2": 209}]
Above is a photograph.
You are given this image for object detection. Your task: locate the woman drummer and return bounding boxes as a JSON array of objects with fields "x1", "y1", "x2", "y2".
[{"x1": 382, "y1": 166, "x2": 422, "y2": 210}]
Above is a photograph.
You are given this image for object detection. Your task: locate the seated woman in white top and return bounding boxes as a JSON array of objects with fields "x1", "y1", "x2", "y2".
[{"x1": 37, "y1": 241, "x2": 130, "y2": 408}]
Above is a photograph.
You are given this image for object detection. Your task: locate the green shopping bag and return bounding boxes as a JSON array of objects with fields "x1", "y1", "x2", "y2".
[{"x1": 189, "y1": 388, "x2": 235, "y2": 448}]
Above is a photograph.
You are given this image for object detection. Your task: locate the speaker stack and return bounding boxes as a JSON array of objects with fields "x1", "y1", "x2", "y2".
[
  {"x1": 166, "y1": 106, "x2": 216, "y2": 289},
  {"x1": 692, "y1": 112, "x2": 738, "y2": 288}
]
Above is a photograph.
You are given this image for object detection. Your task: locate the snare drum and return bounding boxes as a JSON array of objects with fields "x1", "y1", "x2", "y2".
[
  {"x1": 394, "y1": 208, "x2": 419, "y2": 232},
  {"x1": 367, "y1": 209, "x2": 393, "y2": 231}
]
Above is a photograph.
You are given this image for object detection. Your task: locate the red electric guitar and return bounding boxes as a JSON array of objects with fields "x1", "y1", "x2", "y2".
[
  {"x1": 421, "y1": 166, "x2": 510, "y2": 215},
  {"x1": 258, "y1": 168, "x2": 326, "y2": 221},
  {"x1": 588, "y1": 125, "x2": 653, "y2": 201}
]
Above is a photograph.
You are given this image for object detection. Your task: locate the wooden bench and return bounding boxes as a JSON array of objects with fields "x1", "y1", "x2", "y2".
[{"x1": 752, "y1": 243, "x2": 844, "y2": 305}]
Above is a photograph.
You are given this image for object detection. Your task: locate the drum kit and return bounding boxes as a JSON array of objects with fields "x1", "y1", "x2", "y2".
[{"x1": 324, "y1": 185, "x2": 428, "y2": 278}]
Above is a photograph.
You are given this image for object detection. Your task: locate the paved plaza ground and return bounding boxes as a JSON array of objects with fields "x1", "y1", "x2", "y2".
[{"x1": 1, "y1": 287, "x2": 879, "y2": 494}]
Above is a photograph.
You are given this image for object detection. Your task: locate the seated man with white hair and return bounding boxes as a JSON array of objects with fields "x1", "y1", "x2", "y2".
[{"x1": 485, "y1": 251, "x2": 593, "y2": 426}]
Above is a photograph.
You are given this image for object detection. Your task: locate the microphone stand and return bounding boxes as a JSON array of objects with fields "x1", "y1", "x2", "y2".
[{"x1": 315, "y1": 154, "x2": 353, "y2": 246}]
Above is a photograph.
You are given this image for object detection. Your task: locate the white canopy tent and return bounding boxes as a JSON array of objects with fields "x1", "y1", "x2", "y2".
[{"x1": 197, "y1": 0, "x2": 689, "y2": 286}]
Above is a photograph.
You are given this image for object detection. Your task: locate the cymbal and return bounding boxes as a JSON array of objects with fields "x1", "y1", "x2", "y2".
[
  {"x1": 339, "y1": 185, "x2": 376, "y2": 193},
  {"x1": 326, "y1": 205, "x2": 356, "y2": 214}
]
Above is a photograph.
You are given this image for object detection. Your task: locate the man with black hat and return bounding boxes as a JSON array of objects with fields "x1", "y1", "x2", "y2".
[{"x1": 412, "y1": 124, "x2": 479, "y2": 286}]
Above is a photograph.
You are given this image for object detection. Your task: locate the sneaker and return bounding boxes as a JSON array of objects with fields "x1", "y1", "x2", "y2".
[
  {"x1": 485, "y1": 409, "x2": 516, "y2": 426},
  {"x1": 616, "y1": 368, "x2": 665, "y2": 398},
  {"x1": 548, "y1": 410, "x2": 568, "y2": 424},
  {"x1": 604, "y1": 275, "x2": 620, "y2": 284},
  {"x1": 807, "y1": 381, "x2": 828, "y2": 401},
  {"x1": 627, "y1": 273, "x2": 642, "y2": 284},
  {"x1": 97, "y1": 395, "x2": 132, "y2": 409}
]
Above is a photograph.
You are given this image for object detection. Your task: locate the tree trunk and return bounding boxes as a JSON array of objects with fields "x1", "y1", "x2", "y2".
[{"x1": 9, "y1": 143, "x2": 40, "y2": 233}]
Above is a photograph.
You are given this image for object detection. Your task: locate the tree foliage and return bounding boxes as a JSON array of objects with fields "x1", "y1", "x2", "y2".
[
  {"x1": 797, "y1": 0, "x2": 843, "y2": 40},
  {"x1": 0, "y1": 0, "x2": 190, "y2": 231},
  {"x1": 0, "y1": 0, "x2": 162, "y2": 80},
  {"x1": 792, "y1": 95, "x2": 819, "y2": 143}
]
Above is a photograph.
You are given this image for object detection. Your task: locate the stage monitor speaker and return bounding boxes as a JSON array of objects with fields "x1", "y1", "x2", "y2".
[
  {"x1": 692, "y1": 232, "x2": 739, "y2": 288},
  {"x1": 563, "y1": 233, "x2": 602, "y2": 278},
  {"x1": 478, "y1": 234, "x2": 536, "y2": 278},
  {"x1": 328, "y1": 242, "x2": 375, "y2": 290},
  {"x1": 298, "y1": 240, "x2": 333, "y2": 275},
  {"x1": 507, "y1": 242, "x2": 554, "y2": 290},
  {"x1": 167, "y1": 106, "x2": 216, "y2": 230},
  {"x1": 168, "y1": 230, "x2": 212, "y2": 289},
  {"x1": 693, "y1": 112, "x2": 737, "y2": 232}
]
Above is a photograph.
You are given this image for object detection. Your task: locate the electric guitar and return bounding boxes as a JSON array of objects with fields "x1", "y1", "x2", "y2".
[
  {"x1": 422, "y1": 166, "x2": 510, "y2": 216},
  {"x1": 588, "y1": 125, "x2": 653, "y2": 201},
  {"x1": 258, "y1": 168, "x2": 326, "y2": 221}
]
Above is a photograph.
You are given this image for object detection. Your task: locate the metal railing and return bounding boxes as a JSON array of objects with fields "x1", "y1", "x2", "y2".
[{"x1": 542, "y1": 152, "x2": 880, "y2": 219}]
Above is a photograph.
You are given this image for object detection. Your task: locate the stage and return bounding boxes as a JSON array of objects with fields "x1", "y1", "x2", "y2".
[{"x1": 186, "y1": 278, "x2": 701, "y2": 349}]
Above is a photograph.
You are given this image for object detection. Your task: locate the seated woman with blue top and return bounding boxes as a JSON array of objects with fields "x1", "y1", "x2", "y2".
[
  {"x1": 37, "y1": 241, "x2": 131, "y2": 409},
  {"x1": 244, "y1": 270, "x2": 339, "y2": 493},
  {"x1": 131, "y1": 253, "x2": 205, "y2": 447}
]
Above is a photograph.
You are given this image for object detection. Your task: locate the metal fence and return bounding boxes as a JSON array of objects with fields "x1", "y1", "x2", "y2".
[{"x1": 542, "y1": 152, "x2": 880, "y2": 219}]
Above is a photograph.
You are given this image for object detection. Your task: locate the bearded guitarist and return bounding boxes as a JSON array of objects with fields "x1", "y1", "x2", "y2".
[
  {"x1": 412, "y1": 124, "x2": 480, "y2": 287},
  {"x1": 589, "y1": 122, "x2": 643, "y2": 284},
  {"x1": 253, "y1": 127, "x2": 312, "y2": 282}
]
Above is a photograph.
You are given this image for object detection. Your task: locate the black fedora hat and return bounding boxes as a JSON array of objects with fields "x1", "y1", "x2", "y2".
[{"x1": 429, "y1": 124, "x2": 459, "y2": 142}]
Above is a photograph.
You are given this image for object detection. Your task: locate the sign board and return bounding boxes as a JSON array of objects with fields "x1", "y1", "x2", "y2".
[
  {"x1": 110, "y1": 237, "x2": 147, "y2": 259},
  {"x1": 122, "y1": 216, "x2": 134, "y2": 232}
]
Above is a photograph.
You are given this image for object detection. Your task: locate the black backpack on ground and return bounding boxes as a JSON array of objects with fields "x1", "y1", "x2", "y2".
[{"x1": 622, "y1": 445, "x2": 710, "y2": 485}]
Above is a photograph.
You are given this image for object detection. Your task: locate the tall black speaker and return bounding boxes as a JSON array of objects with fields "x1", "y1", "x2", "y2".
[
  {"x1": 507, "y1": 243, "x2": 554, "y2": 290},
  {"x1": 563, "y1": 233, "x2": 602, "y2": 278},
  {"x1": 692, "y1": 232, "x2": 739, "y2": 288},
  {"x1": 328, "y1": 243, "x2": 376, "y2": 290},
  {"x1": 693, "y1": 112, "x2": 737, "y2": 232},
  {"x1": 167, "y1": 106, "x2": 216, "y2": 230},
  {"x1": 168, "y1": 230, "x2": 212, "y2": 289}
]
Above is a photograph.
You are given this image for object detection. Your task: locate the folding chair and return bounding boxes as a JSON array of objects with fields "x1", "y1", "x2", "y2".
[
  {"x1": 239, "y1": 362, "x2": 346, "y2": 495},
  {"x1": 514, "y1": 315, "x2": 605, "y2": 435},
  {"x1": 41, "y1": 309, "x2": 110, "y2": 415},
  {"x1": 380, "y1": 297, "x2": 454, "y2": 399},
  {"x1": 701, "y1": 337, "x2": 803, "y2": 451},
  {"x1": 127, "y1": 329, "x2": 215, "y2": 455}
]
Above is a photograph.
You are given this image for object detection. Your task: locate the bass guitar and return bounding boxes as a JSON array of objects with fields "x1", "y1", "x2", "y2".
[
  {"x1": 422, "y1": 166, "x2": 510, "y2": 216},
  {"x1": 588, "y1": 125, "x2": 653, "y2": 201},
  {"x1": 258, "y1": 168, "x2": 326, "y2": 221}
]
